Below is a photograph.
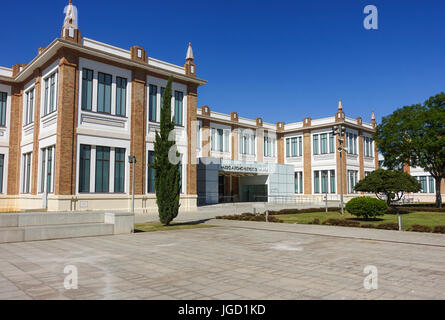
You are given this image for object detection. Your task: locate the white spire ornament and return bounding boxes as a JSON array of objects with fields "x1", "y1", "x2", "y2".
[
  {"x1": 371, "y1": 110, "x2": 376, "y2": 121},
  {"x1": 63, "y1": 0, "x2": 78, "y2": 32},
  {"x1": 338, "y1": 99, "x2": 343, "y2": 111},
  {"x1": 186, "y1": 42, "x2": 194, "y2": 61}
]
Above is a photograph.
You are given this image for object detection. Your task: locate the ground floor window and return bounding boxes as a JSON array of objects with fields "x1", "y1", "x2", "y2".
[
  {"x1": 22, "y1": 152, "x2": 32, "y2": 194},
  {"x1": 294, "y1": 171, "x2": 303, "y2": 194},
  {"x1": 348, "y1": 170, "x2": 359, "y2": 194},
  {"x1": 147, "y1": 151, "x2": 155, "y2": 193},
  {"x1": 416, "y1": 176, "x2": 435, "y2": 194},
  {"x1": 0, "y1": 154, "x2": 4, "y2": 193},
  {"x1": 314, "y1": 170, "x2": 336, "y2": 194},
  {"x1": 78, "y1": 144, "x2": 127, "y2": 194},
  {"x1": 40, "y1": 146, "x2": 55, "y2": 194}
]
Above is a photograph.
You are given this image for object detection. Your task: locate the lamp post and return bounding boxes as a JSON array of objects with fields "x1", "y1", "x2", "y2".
[
  {"x1": 128, "y1": 155, "x2": 136, "y2": 215},
  {"x1": 332, "y1": 125, "x2": 346, "y2": 215}
]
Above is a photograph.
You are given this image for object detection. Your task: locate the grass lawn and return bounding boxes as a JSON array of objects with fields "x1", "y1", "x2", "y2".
[
  {"x1": 134, "y1": 221, "x2": 217, "y2": 233},
  {"x1": 275, "y1": 211, "x2": 445, "y2": 230}
]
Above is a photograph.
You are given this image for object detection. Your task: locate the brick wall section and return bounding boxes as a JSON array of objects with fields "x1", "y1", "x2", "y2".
[
  {"x1": 232, "y1": 126, "x2": 239, "y2": 160},
  {"x1": 31, "y1": 70, "x2": 42, "y2": 195},
  {"x1": 186, "y1": 84, "x2": 197, "y2": 195},
  {"x1": 441, "y1": 178, "x2": 444, "y2": 194},
  {"x1": 303, "y1": 130, "x2": 312, "y2": 194},
  {"x1": 130, "y1": 69, "x2": 146, "y2": 195},
  {"x1": 256, "y1": 129, "x2": 264, "y2": 162},
  {"x1": 7, "y1": 85, "x2": 23, "y2": 195},
  {"x1": 54, "y1": 52, "x2": 78, "y2": 195},
  {"x1": 201, "y1": 118, "x2": 210, "y2": 157},
  {"x1": 277, "y1": 132, "x2": 284, "y2": 164}
]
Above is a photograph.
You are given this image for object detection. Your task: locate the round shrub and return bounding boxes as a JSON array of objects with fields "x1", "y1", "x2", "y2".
[{"x1": 345, "y1": 197, "x2": 388, "y2": 220}]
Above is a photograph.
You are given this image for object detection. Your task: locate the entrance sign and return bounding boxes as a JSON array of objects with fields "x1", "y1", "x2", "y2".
[{"x1": 220, "y1": 160, "x2": 268, "y2": 174}]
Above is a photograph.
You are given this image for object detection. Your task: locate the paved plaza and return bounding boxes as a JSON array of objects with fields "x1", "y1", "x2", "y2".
[{"x1": 0, "y1": 219, "x2": 444, "y2": 300}]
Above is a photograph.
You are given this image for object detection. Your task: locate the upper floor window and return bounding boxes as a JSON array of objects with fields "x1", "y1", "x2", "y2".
[
  {"x1": 211, "y1": 128, "x2": 230, "y2": 152},
  {"x1": 24, "y1": 88, "x2": 34, "y2": 126},
  {"x1": 240, "y1": 130, "x2": 255, "y2": 155},
  {"x1": 149, "y1": 84, "x2": 157, "y2": 122},
  {"x1": 286, "y1": 136, "x2": 302, "y2": 157},
  {"x1": 0, "y1": 92, "x2": 7, "y2": 127},
  {"x1": 346, "y1": 132, "x2": 358, "y2": 155},
  {"x1": 174, "y1": 91, "x2": 183, "y2": 126},
  {"x1": 115, "y1": 77, "x2": 127, "y2": 117},
  {"x1": 43, "y1": 72, "x2": 57, "y2": 116},
  {"x1": 264, "y1": 136, "x2": 276, "y2": 157},
  {"x1": 97, "y1": 72, "x2": 112, "y2": 114},
  {"x1": 81, "y1": 68, "x2": 93, "y2": 111},
  {"x1": 416, "y1": 176, "x2": 435, "y2": 194},
  {"x1": 313, "y1": 133, "x2": 335, "y2": 155},
  {"x1": 364, "y1": 136, "x2": 374, "y2": 157}
]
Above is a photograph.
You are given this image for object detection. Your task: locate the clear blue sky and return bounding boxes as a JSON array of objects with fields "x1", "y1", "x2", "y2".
[{"x1": 1, "y1": 0, "x2": 444, "y2": 124}]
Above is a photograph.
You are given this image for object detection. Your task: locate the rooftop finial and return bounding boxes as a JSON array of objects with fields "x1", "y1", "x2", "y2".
[
  {"x1": 63, "y1": 0, "x2": 78, "y2": 30},
  {"x1": 338, "y1": 99, "x2": 343, "y2": 111},
  {"x1": 371, "y1": 110, "x2": 376, "y2": 121},
  {"x1": 186, "y1": 42, "x2": 194, "y2": 61}
]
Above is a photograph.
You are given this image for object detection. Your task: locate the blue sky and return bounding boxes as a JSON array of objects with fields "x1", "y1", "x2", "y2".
[{"x1": 1, "y1": 0, "x2": 444, "y2": 124}]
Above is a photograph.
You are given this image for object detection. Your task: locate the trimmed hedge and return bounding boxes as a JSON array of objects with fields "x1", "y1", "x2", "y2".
[
  {"x1": 376, "y1": 222, "x2": 399, "y2": 230},
  {"x1": 215, "y1": 213, "x2": 283, "y2": 223},
  {"x1": 408, "y1": 224, "x2": 433, "y2": 233},
  {"x1": 345, "y1": 197, "x2": 388, "y2": 219},
  {"x1": 268, "y1": 207, "x2": 340, "y2": 215},
  {"x1": 324, "y1": 218, "x2": 360, "y2": 227},
  {"x1": 433, "y1": 226, "x2": 445, "y2": 234}
]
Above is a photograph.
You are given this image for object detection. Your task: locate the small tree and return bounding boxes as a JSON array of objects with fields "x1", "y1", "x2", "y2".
[
  {"x1": 150, "y1": 76, "x2": 181, "y2": 225},
  {"x1": 354, "y1": 169, "x2": 421, "y2": 206},
  {"x1": 345, "y1": 197, "x2": 387, "y2": 220}
]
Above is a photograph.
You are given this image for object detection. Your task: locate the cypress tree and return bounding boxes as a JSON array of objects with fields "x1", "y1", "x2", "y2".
[{"x1": 150, "y1": 76, "x2": 181, "y2": 225}]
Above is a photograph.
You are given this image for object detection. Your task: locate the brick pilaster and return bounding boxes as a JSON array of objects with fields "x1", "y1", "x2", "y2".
[
  {"x1": 440, "y1": 178, "x2": 444, "y2": 195},
  {"x1": 336, "y1": 134, "x2": 347, "y2": 194},
  {"x1": 303, "y1": 130, "x2": 312, "y2": 194},
  {"x1": 201, "y1": 118, "x2": 210, "y2": 157},
  {"x1": 232, "y1": 126, "x2": 239, "y2": 161},
  {"x1": 31, "y1": 70, "x2": 42, "y2": 195},
  {"x1": 130, "y1": 69, "x2": 146, "y2": 195},
  {"x1": 54, "y1": 52, "x2": 78, "y2": 195},
  {"x1": 358, "y1": 131, "x2": 364, "y2": 180},
  {"x1": 7, "y1": 85, "x2": 23, "y2": 195},
  {"x1": 256, "y1": 129, "x2": 263, "y2": 163},
  {"x1": 186, "y1": 84, "x2": 197, "y2": 195},
  {"x1": 277, "y1": 132, "x2": 284, "y2": 164}
]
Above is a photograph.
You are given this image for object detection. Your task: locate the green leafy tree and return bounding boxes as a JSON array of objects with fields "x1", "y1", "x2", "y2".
[
  {"x1": 354, "y1": 169, "x2": 421, "y2": 206},
  {"x1": 345, "y1": 197, "x2": 387, "y2": 220},
  {"x1": 374, "y1": 92, "x2": 445, "y2": 207},
  {"x1": 150, "y1": 76, "x2": 181, "y2": 225}
]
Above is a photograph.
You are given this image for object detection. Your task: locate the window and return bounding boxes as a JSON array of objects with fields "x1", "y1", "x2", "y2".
[
  {"x1": 348, "y1": 170, "x2": 359, "y2": 193},
  {"x1": 294, "y1": 172, "x2": 303, "y2": 194},
  {"x1": 347, "y1": 133, "x2": 358, "y2": 155},
  {"x1": 330, "y1": 170, "x2": 336, "y2": 194},
  {"x1": 40, "y1": 146, "x2": 55, "y2": 193},
  {"x1": 95, "y1": 146, "x2": 110, "y2": 192},
  {"x1": 115, "y1": 77, "x2": 127, "y2": 117},
  {"x1": 321, "y1": 170, "x2": 329, "y2": 193},
  {"x1": 44, "y1": 73, "x2": 57, "y2": 116},
  {"x1": 0, "y1": 92, "x2": 7, "y2": 127},
  {"x1": 24, "y1": 89, "x2": 34, "y2": 125},
  {"x1": 320, "y1": 134, "x2": 328, "y2": 154},
  {"x1": 81, "y1": 69, "x2": 93, "y2": 111},
  {"x1": 299, "y1": 137, "x2": 302, "y2": 156},
  {"x1": 174, "y1": 91, "x2": 183, "y2": 126},
  {"x1": 428, "y1": 177, "x2": 435, "y2": 194},
  {"x1": 114, "y1": 148, "x2": 125, "y2": 193},
  {"x1": 287, "y1": 137, "x2": 302, "y2": 157},
  {"x1": 240, "y1": 131, "x2": 255, "y2": 155},
  {"x1": 79, "y1": 145, "x2": 91, "y2": 192},
  {"x1": 97, "y1": 72, "x2": 112, "y2": 114},
  {"x1": 149, "y1": 84, "x2": 157, "y2": 122},
  {"x1": 314, "y1": 171, "x2": 320, "y2": 193},
  {"x1": 178, "y1": 155, "x2": 183, "y2": 194},
  {"x1": 224, "y1": 130, "x2": 230, "y2": 152},
  {"x1": 22, "y1": 152, "x2": 32, "y2": 193},
  {"x1": 217, "y1": 129, "x2": 223, "y2": 152},
  {"x1": 0, "y1": 154, "x2": 4, "y2": 193},
  {"x1": 364, "y1": 137, "x2": 374, "y2": 157},
  {"x1": 211, "y1": 128, "x2": 216, "y2": 151},
  {"x1": 147, "y1": 151, "x2": 155, "y2": 193},
  {"x1": 329, "y1": 133, "x2": 334, "y2": 154},
  {"x1": 264, "y1": 136, "x2": 275, "y2": 157},
  {"x1": 160, "y1": 87, "x2": 165, "y2": 108},
  {"x1": 313, "y1": 135, "x2": 319, "y2": 155}
]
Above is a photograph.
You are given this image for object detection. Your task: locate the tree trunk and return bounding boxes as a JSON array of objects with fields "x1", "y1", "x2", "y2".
[
  {"x1": 435, "y1": 177, "x2": 443, "y2": 208},
  {"x1": 386, "y1": 193, "x2": 391, "y2": 206}
]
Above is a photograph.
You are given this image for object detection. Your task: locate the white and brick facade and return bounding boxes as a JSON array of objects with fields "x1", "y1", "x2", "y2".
[{"x1": 0, "y1": 2, "x2": 442, "y2": 212}]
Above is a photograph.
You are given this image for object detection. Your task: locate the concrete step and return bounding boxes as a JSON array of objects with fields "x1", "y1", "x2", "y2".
[
  {"x1": 0, "y1": 223, "x2": 114, "y2": 244},
  {"x1": 0, "y1": 212, "x2": 104, "y2": 228}
]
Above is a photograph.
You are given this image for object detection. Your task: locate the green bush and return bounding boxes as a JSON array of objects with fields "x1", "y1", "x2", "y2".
[
  {"x1": 215, "y1": 213, "x2": 283, "y2": 223},
  {"x1": 345, "y1": 197, "x2": 388, "y2": 220},
  {"x1": 408, "y1": 224, "x2": 432, "y2": 233},
  {"x1": 361, "y1": 224, "x2": 377, "y2": 229},
  {"x1": 376, "y1": 222, "x2": 399, "y2": 230},
  {"x1": 433, "y1": 226, "x2": 445, "y2": 234}
]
